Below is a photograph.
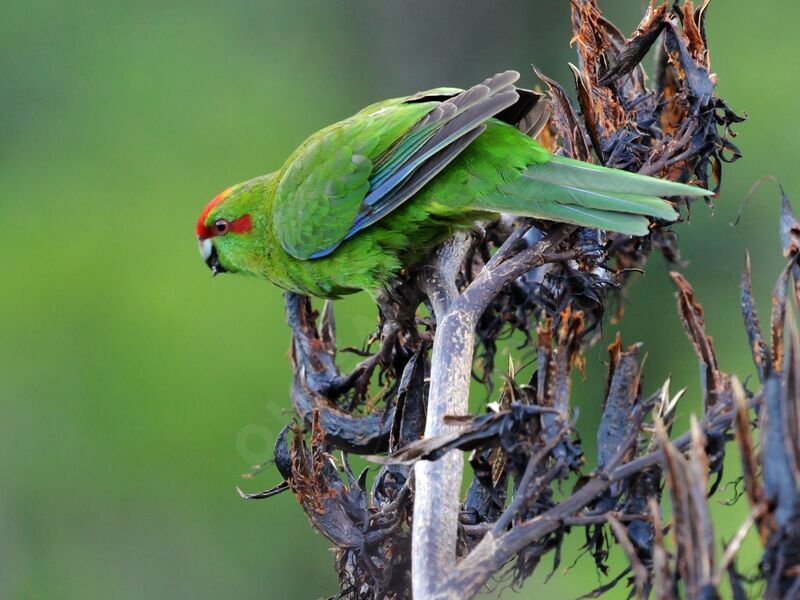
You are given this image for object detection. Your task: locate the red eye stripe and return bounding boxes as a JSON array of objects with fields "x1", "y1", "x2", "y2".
[
  {"x1": 229, "y1": 214, "x2": 253, "y2": 234},
  {"x1": 196, "y1": 213, "x2": 252, "y2": 239}
]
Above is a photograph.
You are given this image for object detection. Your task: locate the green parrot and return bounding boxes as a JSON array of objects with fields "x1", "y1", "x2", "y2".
[{"x1": 196, "y1": 71, "x2": 709, "y2": 299}]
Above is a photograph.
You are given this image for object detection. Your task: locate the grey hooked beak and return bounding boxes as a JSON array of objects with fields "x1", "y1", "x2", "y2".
[{"x1": 198, "y1": 238, "x2": 228, "y2": 276}]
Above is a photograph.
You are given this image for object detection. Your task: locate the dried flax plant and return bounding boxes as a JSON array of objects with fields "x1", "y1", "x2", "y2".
[{"x1": 238, "y1": 2, "x2": 800, "y2": 598}]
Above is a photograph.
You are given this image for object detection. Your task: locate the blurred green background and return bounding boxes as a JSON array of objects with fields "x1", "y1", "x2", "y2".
[{"x1": 2, "y1": 1, "x2": 797, "y2": 597}]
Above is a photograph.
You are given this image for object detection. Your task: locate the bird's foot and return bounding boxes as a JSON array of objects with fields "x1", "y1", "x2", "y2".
[
  {"x1": 346, "y1": 322, "x2": 400, "y2": 410},
  {"x1": 347, "y1": 278, "x2": 424, "y2": 407},
  {"x1": 325, "y1": 275, "x2": 424, "y2": 409}
]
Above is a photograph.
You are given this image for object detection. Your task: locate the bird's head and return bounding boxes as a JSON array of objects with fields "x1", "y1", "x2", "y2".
[{"x1": 196, "y1": 176, "x2": 272, "y2": 277}]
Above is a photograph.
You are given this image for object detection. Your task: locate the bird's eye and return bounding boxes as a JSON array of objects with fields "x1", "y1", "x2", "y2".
[{"x1": 213, "y1": 219, "x2": 230, "y2": 235}]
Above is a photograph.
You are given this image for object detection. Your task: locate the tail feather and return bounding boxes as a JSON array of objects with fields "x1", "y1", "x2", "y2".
[
  {"x1": 544, "y1": 155, "x2": 712, "y2": 198},
  {"x1": 471, "y1": 155, "x2": 711, "y2": 236},
  {"x1": 514, "y1": 176, "x2": 679, "y2": 220},
  {"x1": 478, "y1": 186, "x2": 651, "y2": 236},
  {"x1": 518, "y1": 201, "x2": 651, "y2": 236}
]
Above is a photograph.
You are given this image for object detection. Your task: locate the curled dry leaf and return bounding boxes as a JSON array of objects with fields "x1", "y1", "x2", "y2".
[
  {"x1": 533, "y1": 66, "x2": 593, "y2": 161},
  {"x1": 741, "y1": 253, "x2": 770, "y2": 383},
  {"x1": 597, "y1": 3, "x2": 668, "y2": 88},
  {"x1": 670, "y1": 271, "x2": 725, "y2": 409}
]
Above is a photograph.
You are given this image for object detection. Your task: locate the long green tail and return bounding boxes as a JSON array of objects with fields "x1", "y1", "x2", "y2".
[{"x1": 475, "y1": 154, "x2": 712, "y2": 236}]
